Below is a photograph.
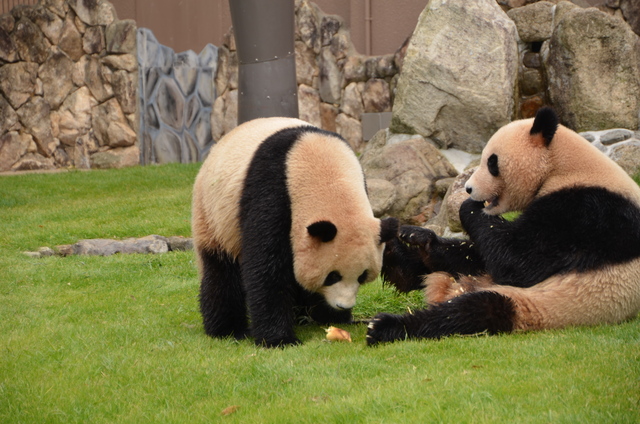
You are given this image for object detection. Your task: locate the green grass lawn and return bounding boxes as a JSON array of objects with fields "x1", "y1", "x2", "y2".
[{"x1": 1, "y1": 164, "x2": 638, "y2": 423}]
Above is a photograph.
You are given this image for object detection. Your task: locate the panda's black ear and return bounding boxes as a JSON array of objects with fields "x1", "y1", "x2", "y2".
[
  {"x1": 379, "y1": 217, "x2": 399, "y2": 244},
  {"x1": 307, "y1": 221, "x2": 337, "y2": 242},
  {"x1": 530, "y1": 107, "x2": 558, "y2": 147}
]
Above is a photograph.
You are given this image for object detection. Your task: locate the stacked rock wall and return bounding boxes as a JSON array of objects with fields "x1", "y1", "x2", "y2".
[
  {"x1": 389, "y1": 0, "x2": 640, "y2": 153},
  {"x1": 365, "y1": 0, "x2": 640, "y2": 227},
  {"x1": 0, "y1": 0, "x2": 138, "y2": 172},
  {"x1": 212, "y1": 0, "x2": 403, "y2": 153},
  {"x1": 390, "y1": 0, "x2": 520, "y2": 154},
  {"x1": 1, "y1": 0, "x2": 638, "y2": 171},
  {"x1": 137, "y1": 28, "x2": 218, "y2": 165},
  {"x1": 508, "y1": 0, "x2": 640, "y2": 131},
  {"x1": 213, "y1": 0, "x2": 640, "y2": 155}
]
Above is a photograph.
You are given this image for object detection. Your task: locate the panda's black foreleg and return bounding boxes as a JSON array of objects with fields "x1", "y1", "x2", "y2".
[
  {"x1": 241, "y1": 256, "x2": 302, "y2": 348},
  {"x1": 395, "y1": 225, "x2": 486, "y2": 277},
  {"x1": 366, "y1": 291, "x2": 516, "y2": 345},
  {"x1": 381, "y1": 237, "x2": 430, "y2": 293},
  {"x1": 457, "y1": 197, "x2": 552, "y2": 287},
  {"x1": 198, "y1": 249, "x2": 249, "y2": 340},
  {"x1": 244, "y1": 285, "x2": 301, "y2": 348}
]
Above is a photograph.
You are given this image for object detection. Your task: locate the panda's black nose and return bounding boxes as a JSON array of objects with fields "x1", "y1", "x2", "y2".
[{"x1": 466, "y1": 186, "x2": 472, "y2": 194}]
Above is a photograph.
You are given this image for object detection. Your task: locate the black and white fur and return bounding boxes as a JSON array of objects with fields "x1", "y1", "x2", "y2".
[
  {"x1": 192, "y1": 117, "x2": 398, "y2": 347},
  {"x1": 367, "y1": 108, "x2": 640, "y2": 345}
]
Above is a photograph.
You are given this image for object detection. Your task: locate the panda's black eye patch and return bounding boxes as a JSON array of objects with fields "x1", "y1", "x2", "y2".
[
  {"x1": 324, "y1": 271, "x2": 342, "y2": 286},
  {"x1": 358, "y1": 270, "x2": 368, "y2": 284},
  {"x1": 487, "y1": 154, "x2": 499, "y2": 177}
]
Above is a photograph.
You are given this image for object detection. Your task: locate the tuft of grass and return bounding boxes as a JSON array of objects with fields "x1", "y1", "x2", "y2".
[{"x1": 1, "y1": 164, "x2": 639, "y2": 423}]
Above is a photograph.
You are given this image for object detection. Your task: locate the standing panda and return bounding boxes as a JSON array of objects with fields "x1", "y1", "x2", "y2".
[
  {"x1": 367, "y1": 107, "x2": 640, "y2": 345},
  {"x1": 192, "y1": 117, "x2": 398, "y2": 347}
]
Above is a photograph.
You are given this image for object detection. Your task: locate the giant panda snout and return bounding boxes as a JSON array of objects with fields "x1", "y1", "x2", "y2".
[
  {"x1": 322, "y1": 281, "x2": 359, "y2": 311},
  {"x1": 331, "y1": 291, "x2": 357, "y2": 310}
]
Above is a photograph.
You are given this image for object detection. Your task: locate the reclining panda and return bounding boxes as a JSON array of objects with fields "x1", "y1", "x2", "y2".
[{"x1": 367, "y1": 107, "x2": 640, "y2": 345}]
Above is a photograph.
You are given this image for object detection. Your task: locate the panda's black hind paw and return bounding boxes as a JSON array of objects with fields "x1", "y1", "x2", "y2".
[{"x1": 366, "y1": 313, "x2": 409, "y2": 346}]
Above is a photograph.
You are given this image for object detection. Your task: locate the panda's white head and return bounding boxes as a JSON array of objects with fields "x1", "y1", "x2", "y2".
[
  {"x1": 295, "y1": 217, "x2": 398, "y2": 310},
  {"x1": 465, "y1": 107, "x2": 558, "y2": 215},
  {"x1": 285, "y1": 128, "x2": 399, "y2": 311}
]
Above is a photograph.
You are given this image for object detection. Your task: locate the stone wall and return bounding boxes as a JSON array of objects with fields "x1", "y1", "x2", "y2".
[
  {"x1": 389, "y1": 0, "x2": 640, "y2": 153},
  {"x1": 0, "y1": 0, "x2": 138, "y2": 172},
  {"x1": 1, "y1": 0, "x2": 638, "y2": 171},
  {"x1": 137, "y1": 28, "x2": 218, "y2": 165},
  {"x1": 508, "y1": 0, "x2": 640, "y2": 131},
  {"x1": 212, "y1": 0, "x2": 403, "y2": 153},
  {"x1": 213, "y1": 0, "x2": 640, "y2": 155},
  {"x1": 365, "y1": 0, "x2": 640, "y2": 226}
]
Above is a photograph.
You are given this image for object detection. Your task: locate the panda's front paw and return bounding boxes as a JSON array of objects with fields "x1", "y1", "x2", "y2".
[
  {"x1": 460, "y1": 198, "x2": 485, "y2": 215},
  {"x1": 398, "y1": 225, "x2": 437, "y2": 248},
  {"x1": 366, "y1": 313, "x2": 408, "y2": 346}
]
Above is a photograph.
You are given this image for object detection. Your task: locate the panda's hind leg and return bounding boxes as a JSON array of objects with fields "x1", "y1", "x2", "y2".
[
  {"x1": 198, "y1": 248, "x2": 248, "y2": 340},
  {"x1": 366, "y1": 291, "x2": 516, "y2": 345},
  {"x1": 424, "y1": 272, "x2": 495, "y2": 304}
]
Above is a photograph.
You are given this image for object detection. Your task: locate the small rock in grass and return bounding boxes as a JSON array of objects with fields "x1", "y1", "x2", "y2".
[{"x1": 38, "y1": 246, "x2": 55, "y2": 256}]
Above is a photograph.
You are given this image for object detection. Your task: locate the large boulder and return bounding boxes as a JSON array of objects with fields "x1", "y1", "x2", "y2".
[
  {"x1": 336, "y1": 113, "x2": 362, "y2": 151},
  {"x1": 546, "y1": 7, "x2": 640, "y2": 131},
  {"x1": 390, "y1": 0, "x2": 519, "y2": 153},
  {"x1": 0, "y1": 26, "x2": 18, "y2": 63},
  {"x1": 11, "y1": 152, "x2": 55, "y2": 171},
  {"x1": 506, "y1": 1, "x2": 555, "y2": 43},
  {"x1": 318, "y1": 47, "x2": 342, "y2": 104},
  {"x1": 82, "y1": 55, "x2": 113, "y2": 103},
  {"x1": 106, "y1": 19, "x2": 137, "y2": 54},
  {"x1": 360, "y1": 130, "x2": 458, "y2": 224},
  {"x1": 620, "y1": 0, "x2": 640, "y2": 37},
  {"x1": 425, "y1": 168, "x2": 475, "y2": 236},
  {"x1": 58, "y1": 13, "x2": 83, "y2": 61},
  {"x1": 111, "y1": 70, "x2": 137, "y2": 115}
]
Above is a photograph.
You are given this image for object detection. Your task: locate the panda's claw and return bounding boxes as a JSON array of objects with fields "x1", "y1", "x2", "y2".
[{"x1": 366, "y1": 313, "x2": 408, "y2": 346}]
